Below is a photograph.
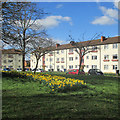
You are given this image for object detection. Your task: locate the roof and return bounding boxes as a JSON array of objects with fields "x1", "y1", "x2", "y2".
[
  {"x1": 53, "y1": 36, "x2": 120, "y2": 50},
  {"x1": 2, "y1": 49, "x2": 22, "y2": 54}
]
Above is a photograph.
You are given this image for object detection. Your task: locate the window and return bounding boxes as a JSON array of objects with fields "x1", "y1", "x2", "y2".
[
  {"x1": 8, "y1": 60, "x2": 13, "y2": 63},
  {"x1": 49, "y1": 51, "x2": 53, "y2": 55},
  {"x1": 104, "y1": 45, "x2": 108, "y2": 49},
  {"x1": 92, "y1": 56, "x2": 97, "y2": 60},
  {"x1": 3, "y1": 60, "x2": 6, "y2": 63},
  {"x1": 61, "y1": 65, "x2": 64, "y2": 69},
  {"x1": 46, "y1": 58, "x2": 48, "y2": 61},
  {"x1": 104, "y1": 65, "x2": 109, "y2": 70},
  {"x1": 75, "y1": 56, "x2": 78, "y2": 60},
  {"x1": 86, "y1": 65, "x2": 89, "y2": 68},
  {"x1": 69, "y1": 65, "x2": 73, "y2": 69},
  {"x1": 104, "y1": 55, "x2": 109, "y2": 60},
  {"x1": 92, "y1": 65, "x2": 97, "y2": 69},
  {"x1": 49, "y1": 58, "x2": 53, "y2": 62},
  {"x1": 61, "y1": 50, "x2": 64, "y2": 53},
  {"x1": 113, "y1": 43, "x2": 117, "y2": 49},
  {"x1": 86, "y1": 56, "x2": 89, "y2": 59},
  {"x1": 69, "y1": 57, "x2": 73, "y2": 61},
  {"x1": 56, "y1": 58, "x2": 59, "y2": 62},
  {"x1": 57, "y1": 65, "x2": 59, "y2": 69},
  {"x1": 75, "y1": 65, "x2": 78, "y2": 68},
  {"x1": 8, "y1": 54, "x2": 13, "y2": 58},
  {"x1": 113, "y1": 65, "x2": 117, "y2": 70},
  {"x1": 92, "y1": 46, "x2": 97, "y2": 50},
  {"x1": 113, "y1": 54, "x2": 118, "y2": 59},
  {"x1": 81, "y1": 59, "x2": 84, "y2": 63},
  {"x1": 50, "y1": 65, "x2": 53, "y2": 69},
  {"x1": 61, "y1": 58, "x2": 64, "y2": 62},
  {"x1": 69, "y1": 48, "x2": 73, "y2": 53},
  {"x1": 57, "y1": 50, "x2": 59, "y2": 54}
]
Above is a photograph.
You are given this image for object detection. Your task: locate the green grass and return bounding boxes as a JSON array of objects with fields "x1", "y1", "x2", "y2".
[{"x1": 2, "y1": 73, "x2": 119, "y2": 119}]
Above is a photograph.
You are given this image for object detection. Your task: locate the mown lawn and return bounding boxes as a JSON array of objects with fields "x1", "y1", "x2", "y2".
[{"x1": 2, "y1": 73, "x2": 119, "y2": 119}]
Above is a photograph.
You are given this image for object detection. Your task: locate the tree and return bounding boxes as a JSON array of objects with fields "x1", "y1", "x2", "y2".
[
  {"x1": 69, "y1": 33, "x2": 101, "y2": 74},
  {"x1": 29, "y1": 36, "x2": 56, "y2": 74},
  {"x1": 2, "y1": 2, "x2": 47, "y2": 71}
]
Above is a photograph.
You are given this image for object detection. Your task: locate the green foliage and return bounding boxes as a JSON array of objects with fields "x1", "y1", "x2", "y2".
[{"x1": 2, "y1": 72, "x2": 119, "y2": 119}]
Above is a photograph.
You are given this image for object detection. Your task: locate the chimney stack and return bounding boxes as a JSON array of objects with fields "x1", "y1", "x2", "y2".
[
  {"x1": 56, "y1": 44, "x2": 60, "y2": 48},
  {"x1": 101, "y1": 36, "x2": 105, "y2": 42}
]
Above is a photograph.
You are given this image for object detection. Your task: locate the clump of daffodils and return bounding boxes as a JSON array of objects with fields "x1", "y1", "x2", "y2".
[{"x1": 2, "y1": 71, "x2": 87, "y2": 92}]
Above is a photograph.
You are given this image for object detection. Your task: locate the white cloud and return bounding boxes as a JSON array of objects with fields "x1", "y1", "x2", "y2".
[
  {"x1": 99, "y1": 6, "x2": 118, "y2": 19},
  {"x1": 56, "y1": 4, "x2": 63, "y2": 9},
  {"x1": 31, "y1": 16, "x2": 72, "y2": 30},
  {"x1": 114, "y1": 0, "x2": 120, "y2": 9},
  {"x1": 91, "y1": 5, "x2": 118, "y2": 25},
  {"x1": 91, "y1": 16, "x2": 116, "y2": 25},
  {"x1": 53, "y1": 38, "x2": 68, "y2": 44}
]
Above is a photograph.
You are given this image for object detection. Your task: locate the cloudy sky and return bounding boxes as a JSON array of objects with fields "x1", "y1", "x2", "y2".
[{"x1": 33, "y1": 2, "x2": 119, "y2": 44}]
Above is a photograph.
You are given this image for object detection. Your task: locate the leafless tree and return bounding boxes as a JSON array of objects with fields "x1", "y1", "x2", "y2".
[
  {"x1": 69, "y1": 33, "x2": 101, "y2": 75},
  {"x1": 29, "y1": 35, "x2": 56, "y2": 74},
  {"x1": 2, "y1": 2, "x2": 47, "y2": 71}
]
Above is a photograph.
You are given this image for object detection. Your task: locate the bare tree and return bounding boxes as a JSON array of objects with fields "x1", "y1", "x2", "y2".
[
  {"x1": 2, "y1": 2, "x2": 47, "y2": 71},
  {"x1": 69, "y1": 33, "x2": 101, "y2": 75},
  {"x1": 29, "y1": 35, "x2": 56, "y2": 74}
]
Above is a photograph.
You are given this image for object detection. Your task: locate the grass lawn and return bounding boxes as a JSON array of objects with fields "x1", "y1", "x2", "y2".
[{"x1": 2, "y1": 73, "x2": 119, "y2": 119}]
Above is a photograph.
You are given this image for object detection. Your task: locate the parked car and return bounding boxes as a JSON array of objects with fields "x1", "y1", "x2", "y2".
[
  {"x1": 88, "y1": 69, "x2": 103, "y2": 75},
  {"x1": 17, "y1": 68, "x2": 22, "y2": 71},
  {"x1": 66, "y1": 69, "x2": 85, "y2": 75},
  {"x1": 32, "y1": 69, "x2": 45, "y2": 72},
  {"x1": 3, "y1": 68, "x2": 11, "y2": 71}
]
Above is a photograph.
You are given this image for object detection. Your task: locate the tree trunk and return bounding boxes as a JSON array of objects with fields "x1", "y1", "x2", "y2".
[
  {"x1": 34, "y1": 59, "x2": 39, "y2": 74},
  {"x1": 78, "y1": 55, "x2": 82, "y2": 75},
  {"x1": 22, "y1": 30, "x2": 26, "y2": 71},
  {"x1": 22, "y1": 53, "x2": 25, "y2": 71}
]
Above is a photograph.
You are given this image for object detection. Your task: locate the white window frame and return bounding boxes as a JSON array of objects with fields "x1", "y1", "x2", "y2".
[
  {"x1": 86, "y1": 65, "x2": 89, "y2": 68},
  {"x1": 92, "y1": 56, "x2": 97, "y2": 60},
  {"x1": 113, "y1": 43, "x2": 117, "y2": 49},
  {"x1": 113, "y1": 65, "x2": 117, "y2": 70},
  {"x1": 69, "y1": 57, "x2": 73, "y2": 61},
  {"x1": 61, "y1": 50, "x2": 64, "y2": 53},
  {"x1": 86, "y1": 56, "x2": 89, "y2": 59},
  {"x1": 92, "y1": 65, "x2": 97, "y2": 69},
  {"x1": 61, "y1": 58, "x2": 64, "y2": 62},
  {"x1": 75, "y1": 65, "x2": 78, "y2": 68},
  {"x1": 56, "y1": 58, "x2": 59, "y2": 62},
  {"x1": 104, "y1": 45, "x2": 108, "y2": 49},
  {"x1": 61, "y1": 65, "x2": 64, "y2": 69},
  {"x1": 69, "y1": 65, "x2": 73, "y2": 69},
  {"x1": 69, "y1": 48, "x2": 73, "y2": 53},
  {"x1": 104, "y1": 55, "x2": 109, "y2": 60},
  {"x1": 104, "y1": 65, "x2": 109, "y2": 70},
  {"x1": 56, "y1": 50, "x2": 59, "y2": 54},
  {"x1": 75, "y1": 56, "x2": 78, "y2": 60},
  {"x1": 113, "y1": 54, "x2": 118, "y2": 59}
]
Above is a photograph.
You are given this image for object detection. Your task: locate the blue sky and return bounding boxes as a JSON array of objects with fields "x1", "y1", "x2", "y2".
[{"x1": 35, "y1": 2, "x2": 119, "y2": 44}]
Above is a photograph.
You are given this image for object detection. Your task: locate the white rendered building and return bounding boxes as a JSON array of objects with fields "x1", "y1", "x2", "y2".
[{"x1": 30, "y1": 36, "x2": 120, "y2": 73}]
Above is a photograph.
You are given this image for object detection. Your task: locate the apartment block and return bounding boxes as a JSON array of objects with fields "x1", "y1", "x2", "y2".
[
  {"x1": 2, "y1": 49, "x2": 23, "y2": 70},
  {"x1": 30, "y1": 36, "x2": 120, "y2": 73}
]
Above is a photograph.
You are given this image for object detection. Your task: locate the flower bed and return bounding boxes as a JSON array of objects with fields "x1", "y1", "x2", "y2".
[{"x1": 2, "y1": 71, "x2": 87, "y2": 92}]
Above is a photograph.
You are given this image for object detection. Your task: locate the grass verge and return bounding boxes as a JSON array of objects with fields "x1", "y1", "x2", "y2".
[{"x1": 2, "y1": 73, "x2": 119, "y2": 119}]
